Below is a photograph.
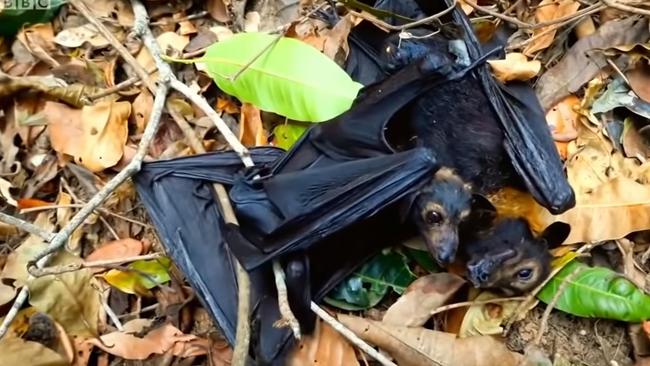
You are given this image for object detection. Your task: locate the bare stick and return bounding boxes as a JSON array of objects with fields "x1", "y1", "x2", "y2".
[
  {"x1": 0, "y1": 211, "x2": 55, "y2": 241},
  {"x1": 21, "y1": 204, "x2": 151, "y2": 228},
  {"x1": 88, "y1": 75, "x2": 144, "y2": 101},
  {"x1": 533, "y1": 267, "x2": 582, "y2": 345},
  {"x1": 169, "y1": 79, "x2": 254, "y2": 166},
  {"x1": 312, "y1": 303, "x2": 397, "y2": 366},
  {"x1": 429, "y1": 296, "x2": 526, "y2": 316},
  {"x1": 30, "y1": 253, "x2": 163, "y2": 277},
  {"x1": 69, "y1": 0, "x2": 156, "y2": 93},
  {"x1": 601, "y1": 0, "x2": 650, "y2": 16},
  {"x1": 273, "y1": 260, "x2": 302, "y2": 339},
  {"x1": 347, "y1": 0, "x2": 457, "y2": 31},
  {"x1": 212, "y1": 184, "x2": 252, "y2": 365}
]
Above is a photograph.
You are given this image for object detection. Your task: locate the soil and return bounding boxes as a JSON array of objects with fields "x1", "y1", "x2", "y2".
[{"x1": 507, "y1": 306, "x2": 634, "y2": 366}]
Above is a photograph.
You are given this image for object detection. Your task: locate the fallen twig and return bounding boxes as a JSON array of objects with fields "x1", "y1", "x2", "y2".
[
  {"x1": 313, "y1": 303, "x2": 397, "y2": 366},
  {"x1": 0, "y1": 211, "x2": 55, "y2": 241},
  {"x1": 273, "y1": 260, "x2": 302, "y2": 339},
  {"x1": 346, "y1": 0, "x2": 457, "y2": 31},
  {"x1": 601, "y1": 0, "x2": 650, "y2": 16},
  {"x1": 69, "y1": 0, "x2": 156, "y2": 93},
  {"x1": 533, "y1": 267, "x2": 582, "y2": 345},
  {"x1": 20, "y1": 203, "x2": 152, "y2": 229},
  {"x1": 29, "y1": 253, "x2": 163, "y2": 277},
  {"x1": 429, "y1": 296, "x2": 527, "y2": 316}
]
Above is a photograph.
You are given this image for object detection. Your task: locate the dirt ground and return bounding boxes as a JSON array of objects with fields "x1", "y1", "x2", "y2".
[{"x1": 507, "y1": 306, "x2": 634, "y2": 366}]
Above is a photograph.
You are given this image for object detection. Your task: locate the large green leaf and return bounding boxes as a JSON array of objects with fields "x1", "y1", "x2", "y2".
[
  {"x1": 200, "y1": 32, "x2": 363, "y2": 122},
  {"x1": 538, "y1": 260, "x2": 650, "y2": 322},
  {"x1": 324, "y1": 250, "x2": 417, "y2": 311}
]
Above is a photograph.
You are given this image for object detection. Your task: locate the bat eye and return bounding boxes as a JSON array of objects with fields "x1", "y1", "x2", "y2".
[
  {"x1": 424, "y1": 210, "x2": 443, "y2": 225},
  {"x1": 516, "y1": 268, "x2": 533, "y2": 280}
]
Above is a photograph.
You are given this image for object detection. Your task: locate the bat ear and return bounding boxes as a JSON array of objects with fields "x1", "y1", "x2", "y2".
[
  {"x1": 468, "y1": 194, "x2": 497, "y2": 230},
  {"x1": 539, "y1": 222, "x2": 571, "y2": 249}
]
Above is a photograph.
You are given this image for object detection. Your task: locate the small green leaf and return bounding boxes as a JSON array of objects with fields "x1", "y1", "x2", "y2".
[
  {"x1": 538, "y1": 260, "x2": 650, "y2": 322},
  {"x1": 324, "y1": 250, "x2": 417, "y2": 310},
  {"x1": 273, "y1": 123, "x2": 309, "y2": 150},
  {"x1": 102, "y1": 256, "x2": 171, "y2": 296},
  {"x1": 200, "y1": 32, "x2": 363, "y2": 122},
  {"x1": 403, "y1": 247, "x2": 440, "y2": 273}
]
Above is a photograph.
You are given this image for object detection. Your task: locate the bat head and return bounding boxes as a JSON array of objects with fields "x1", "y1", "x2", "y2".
[
  {"x1": 464, "y1": 218, "x2": 570, "y2": 295},
  {"x1": 410, "y1": 167, "x2": 496, "y2": 267}
]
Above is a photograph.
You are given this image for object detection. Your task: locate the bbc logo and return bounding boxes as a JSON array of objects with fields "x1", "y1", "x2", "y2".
[{"x1": 3, "y1": 0, "x2": 53, "y2": 9}]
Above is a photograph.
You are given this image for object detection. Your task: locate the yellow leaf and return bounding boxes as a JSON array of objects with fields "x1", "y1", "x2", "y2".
[
  {"x1": 523, "y1": 0, "x2": 580, "y2": 55},
  {"x1": 487, "y1": 53, "x2": 541, "y2": 83},
  {"x1": 459, "y1": 292, "x2": 522, "y2": 337}
]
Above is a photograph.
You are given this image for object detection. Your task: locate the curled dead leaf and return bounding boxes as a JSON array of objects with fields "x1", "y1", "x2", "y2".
[
  {"x1": 487, "y1": 53, "x2": 540, "y2": 83},
  {"x1": 85, "y1": 238, "x2": 145, "y2": 273},
  {"x1": 54, "y1": 24, "x2": 110, "y2": 49},
  {"x1": 287, "y1": 317, "x2": 359, "y2": 366},
  {"x1": 383, "y1": 273, "x2": 466, "y2": 327},
  {"x1": 458, "y1": 292, "x2": 522, "y2": 337},
  {"x1": 239, "y1": 103, "x2": 268, "y2": 147},
  {"x1": 85, "y1": 322, "x2": 203, "y2": 360},
  {"x1": 45, "y1": 100, "x2": 131, "y2": 172},
  {"x1": 338, "y1": 314, "x2": 525, "y2": 366}
]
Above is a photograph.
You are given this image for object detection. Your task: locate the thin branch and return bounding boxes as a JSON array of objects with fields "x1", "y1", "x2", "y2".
[
  {"x1": 88, "y1": 74, "x2": 146, "y2": 101},
  {"x1": 21, "y1": 204, "x2": 152, "y2": 229},
  {"x1": 312, "y1": 303, "x2": 397, "y2": 366},
  {"x1": 29, "y1": 253, "x2": 163, "y2": 277},
  {"x1": 0, "y1": 211, "x2": 55, "y2": 241},
  {"x1": 273, "y1": 260, "x2": 302, "y2": 339},
  {"x1": 429, "y1": 296, "x2": 526, "y2": 316},
  {"x1": 533, "y1": 267, "x2": 582, "y2": 345},
  {"x1": 347, "y1": 0, "x2": 457, "y2": 31},
  {"x1": 212, "y1": 184, "x2": 251, "y2": 365},
  {"x1": 69, "y1": 0, "x2": 156, "y2": 94},
  {"x1": 149, "y1": 11, "x2": 209, "y2": 26},
  {"x1": 601, "y1": 0, "x2": 650, "y2": 15}
]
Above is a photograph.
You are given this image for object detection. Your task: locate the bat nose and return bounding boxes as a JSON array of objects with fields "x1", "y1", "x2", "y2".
[
  {"x1": 467, "y1": 261, "x2": 489, "y2": 285},
  {"x1": 435, "y1": 247, "x2": 456, "y2": 266}
]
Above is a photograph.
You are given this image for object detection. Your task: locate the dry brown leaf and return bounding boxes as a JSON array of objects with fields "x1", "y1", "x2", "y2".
[
  {"x1": 2, "y1": 212, "x2": 55, "y2": 286},
  {"x1": 207, "y1": 338, "x2": 233, "y2": 366},
  {"x1": 287, "y1": 317, "x2": 359, "y2": 366},
  {"x1": 487, "y1": 53, "x2": 541, "y2": 83},
  {"x1": 458, "y1": 0, "x2": 474, "y2": 15},
  {"x1": 0, "y1": 222, "x2": 19, "y2": 237},
  {"x1": 628, "y1": 64, "x2": 650, "y2": 103},
  {"x1": 545, "y1": 95, "x2": 580, "y2": 142},
  {"x1": 85, "y1": 238, "x2": 144, "y2": 273},
  {"x1": 217, "y1": 97, "x2": 239, "y2": 114},
  {"x1": 239, "y1": 103, "x2": 268, "y2": 146},
  {"x1": 536, "y1": 17, "x2": 650, "y2": 111},
  {"x1": 85, "y1": 322, "x2": 204, "y2": 360},
  {"x1": 45, "y1": 100, "x2": 131, "y2": 172},
  {"x1": 383, "y1": 273, "x2": 465, "y2": 327},
  {"x1": 17, "y1": 23, "x2": 58, "y2": 66},
  {"x1": 54, "y1": 24, "x2": 110, "y2": 49},
  {"x1": 28, "y1": 250, "x2": 102, "y2": 338},
  {"x1": 207, "y1": 0, "x2": 230, "y2": 22},
  {"x1": 323, "y1": 13, "x2": 355, "y2": 61},
  {"x1": 157, "y1": 32, "x2": 190, "y2": 55},
  {"x1": 524, "y1": 0, "x2": 580, "y2": 55},
  {"x1": 575, "y1": 16, "x2": 596, "y2": 39},
  {"x1": 622, "y1": 117, "x2": 650, "y2": 161},
  {"x1": 458, "y1": 292, "x2": 522, "y2": 337},
  {"x1": 83, "y1": 0, "x2": 135, "y2": 27},
  {"x1": 131, "y1": 89, "x2": 153, "y2": 134},
  {"x1": 0, "y1": 337, "x2": 68, "y2": 366},
  {"x1": 337, "y1": 314, "x2": 525, "y2": 366}
]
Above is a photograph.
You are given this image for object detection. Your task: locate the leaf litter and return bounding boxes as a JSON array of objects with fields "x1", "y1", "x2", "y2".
[{"x1": 0, "y1": 0, "x2": 649, "y2": 365}]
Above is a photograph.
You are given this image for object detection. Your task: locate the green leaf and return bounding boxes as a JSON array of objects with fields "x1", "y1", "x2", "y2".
[
  {"x1": 102, "y1": 256, "x2": 172, "y2": 296},
  {"x1": 404, "y1": 247, "x2": 440, "y2": 273},
  {"x1": 273, "y1": 123, "x2": 309, "y2": 150},
  {"x1": 324, "y1": 250, "x2": 417, "y2": 310},
  {"x1": 0, "y1": 0, "x2": 66, "y2": 37},
  {"x1": 537, "y1": 260, "x2": 650, "y2": 322},
  {"x1": 200, "y1": 32, "x2": 363, "y2": 122}
]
